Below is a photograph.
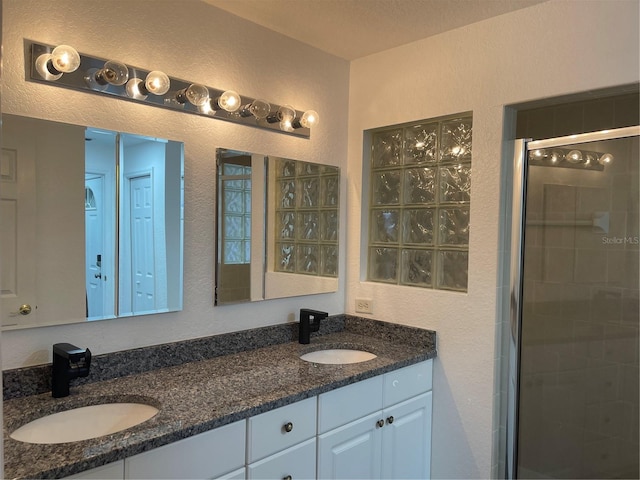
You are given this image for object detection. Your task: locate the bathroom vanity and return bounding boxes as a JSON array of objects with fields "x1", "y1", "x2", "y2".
[{"x1": 3, "y1": 316, "x2": 436, "y2": 479}]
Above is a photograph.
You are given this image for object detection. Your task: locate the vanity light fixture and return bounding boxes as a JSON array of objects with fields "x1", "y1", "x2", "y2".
[
  {"x1": 34, "y1": 44, "x2": 81, "y2": 81},
  {"x1": 125, "y1": 70, "x2": 171, "y2": 99},
  {"x1": 28, "y1": 41, "x2": 317, "y2": 138}
]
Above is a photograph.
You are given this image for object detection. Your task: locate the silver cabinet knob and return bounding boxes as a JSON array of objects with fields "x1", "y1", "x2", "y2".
[
  {"x1": 376, "y1": 419, "x2": 384, "y2": 428},
  {"x1": 283, "y1": 422, "x2": 293, "y2": 433},
  {"x1": 283, "y1": 476, "x2": 292, "y2": 480},
  {"x1": 386, "y1": 416, "x2": 394, "y2": 424}
]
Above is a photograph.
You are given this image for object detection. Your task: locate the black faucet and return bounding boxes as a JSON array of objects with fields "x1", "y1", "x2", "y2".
[
  {"x1": 299, "y1": 309, "x2": 328, "y2": 344},
  {"x1": 52, "y1": 343, "x2": 92, "y2": 398}
]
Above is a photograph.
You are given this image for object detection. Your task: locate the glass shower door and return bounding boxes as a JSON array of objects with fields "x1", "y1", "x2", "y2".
[{"x1": 516, "y1": 127, "x2": 639, "y2": 479}]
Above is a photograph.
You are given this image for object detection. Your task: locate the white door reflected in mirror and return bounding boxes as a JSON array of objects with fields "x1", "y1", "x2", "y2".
[{"x1": 1, "y1": 115, "x2": 184, "y2": 329}]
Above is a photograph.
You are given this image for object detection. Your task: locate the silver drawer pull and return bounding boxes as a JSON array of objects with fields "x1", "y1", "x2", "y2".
[
  {"x1": 386, "y1": 416, "x2": 394, "y2": 424},
  {"x1": 283, "y1": 421, "x2": 294, "y2": 433},
  {"x1": 283, "y1": 476, "x2": 292, "y2": 480},
  {"x1": 376, "y1": 419, "x2": 384, "y2": 428}
]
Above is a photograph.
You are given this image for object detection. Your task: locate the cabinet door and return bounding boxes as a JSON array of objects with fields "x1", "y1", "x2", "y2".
[
  {"x1": 248, "y1": 437, "x2": 316, "y2": 480},
  {"x1": 64, "y1": 460, "x2": 124, "y2": 479},
  {"x1": 381, "y1": 392, "x2": 432, "y2": 480},
  {"x1": 317, "y1": 412, "x2": 383, "y2": 479},
  {"x1": 124, "y1": 420, "x2": 245, "y2": 479}
]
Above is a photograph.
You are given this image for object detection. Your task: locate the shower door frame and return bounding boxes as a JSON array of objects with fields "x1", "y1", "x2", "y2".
[{"x1": 506, "y1": 124, "x2": 640, "y2": 479}]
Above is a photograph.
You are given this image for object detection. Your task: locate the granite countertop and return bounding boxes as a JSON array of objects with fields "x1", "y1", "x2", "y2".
[{"x1": 3, "y1": 318, "x2": 436, "y2": 479}]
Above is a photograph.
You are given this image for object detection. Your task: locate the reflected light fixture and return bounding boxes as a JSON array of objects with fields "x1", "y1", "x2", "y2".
[
  {"x1": 34, "y1": 44, "x2": 80, "y2": 81},
  {"x1": 239, "y1": 99, "x2": 271, "y2": 120},
  {"x1": 85, "y1": 60, "x2": 129, "y2": 91},
  {"x1": 176, "y1": 84, "x2": 210, "y2": 106},
  {"x1": 529, "y1": 147, "x2": 613, "y2": 172},
  {"x1": 126, "y1": 70, "x2": 171, "y2": 99}
]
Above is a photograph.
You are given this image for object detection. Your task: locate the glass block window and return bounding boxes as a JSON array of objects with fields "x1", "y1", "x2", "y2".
[
  {"x1": 367, "y1": 115, "x2": 472, "y2": 291},
  {"x1": 221, "y1": 163, "x2": 251, "y2": 265},
  {"x1": 274, "y1": 159, "x2": 339, "y2": 277}
]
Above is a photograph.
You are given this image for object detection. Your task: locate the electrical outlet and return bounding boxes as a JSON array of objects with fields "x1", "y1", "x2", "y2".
[{"x1": 355, "y1": 298, "x2": 373, "y2": 314}]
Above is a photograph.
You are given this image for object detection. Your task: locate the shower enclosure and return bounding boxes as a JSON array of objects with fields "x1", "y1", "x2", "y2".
[{"x1": 508, "y1": 126, "x2": 639, "y2": 478}]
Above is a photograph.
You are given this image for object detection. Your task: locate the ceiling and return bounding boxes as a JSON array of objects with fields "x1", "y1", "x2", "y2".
[{"x1": 203, "y1": 0, "x2": 548, "y2": 60}]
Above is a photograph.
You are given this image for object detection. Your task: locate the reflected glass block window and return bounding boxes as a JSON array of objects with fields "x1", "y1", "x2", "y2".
[
  {"x1": 367, "y1": 114, "x2": 472, "y2": 291},
  {"x1": 275, "y1": 160, "x2": 339, "y2": 277},
  {"x1": 222, "y1": 163, "x2": 251, "y2": 265}
]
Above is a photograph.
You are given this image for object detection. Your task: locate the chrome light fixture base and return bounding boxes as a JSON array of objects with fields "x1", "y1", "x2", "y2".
[{"x1": 28, "y1": 41, "x2": 313, "y2": 138}]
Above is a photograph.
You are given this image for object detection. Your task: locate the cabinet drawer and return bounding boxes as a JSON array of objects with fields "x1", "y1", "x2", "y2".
[
  {"x1": 248, "y1": 437, "x2": 316, "y2": 480},
  {"x1": 124, "y1": 420, "x2": 245, "y2": 479},
  {"x1": 247, "y1": 396, "x2": 316, "y2": 463},
  {"x1": 318, "y1": 375, "x2": 383, "y2": 434},
  {"x1": 383, "y1": 360, "x2": 432, "y2": 407}
]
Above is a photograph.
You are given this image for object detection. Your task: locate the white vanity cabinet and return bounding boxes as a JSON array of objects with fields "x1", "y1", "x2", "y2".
[
  {"x1": 317, "y1": 360, "x2": 433, "y2": 480},
  {"x1": 61, "y1": 360, "x2": 432, "y2": 480},
  {"x1": 123, "y1": 420, "x2": 246, "y2": 479}
]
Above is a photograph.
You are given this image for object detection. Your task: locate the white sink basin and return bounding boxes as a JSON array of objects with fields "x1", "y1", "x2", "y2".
[
  {"x1": 10, "y1": 403, "x2": 159, "y2": 444},
  {"x1": 300, "y1": 349, "x2": 377, "y2": 364}
]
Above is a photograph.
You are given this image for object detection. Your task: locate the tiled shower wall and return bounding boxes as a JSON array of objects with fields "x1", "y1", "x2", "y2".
[{"x1": 518, "y1": 135, "x2": 639, "y2": 478}]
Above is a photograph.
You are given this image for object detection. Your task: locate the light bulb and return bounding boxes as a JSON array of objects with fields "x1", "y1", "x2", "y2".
[
  {"x1": 125, "y1": 78, "x2": 148, "y2": 100},
  {"x1": 99, "y1": 60, "x2": 129, "y2": 85},
  {"x1": 566, "y1": 150, "x2": 583, "y2": 163},
  {"x1": 85, "y1": 60, "x2": 129, "y2": 91},
  {"x1": 267, "y1": 104, "x2": 296, "y2": 124},
  {"x1": 240, "y1": 99, "x2": 271, "y2": 119},
  {"x1": 584, "y1": 153, "x2": 595, "y2": 166},
  {"x1": 126, "y1": 71, "x2": 170, "y2": 99},
  {"x1": 50, "y1": 45, "x2": 80, "y2": 73},
  {"x1": 176, "y1": 84, "x2": 209, "y2": 106},
  {"x1": 34, "y1": 44, "x2": 80, "y2": 81},
  {"x1": 217, "y1": 90, "x2": 241, "y2": 112},
  {"x1": 598, "y1": 153, "x2": 614, "y2": 165},
  {"x1": 293, "y1": 109, "x2": 320, "y2": 129},
  {"x1": 145, "y1": 71, "x2": 170, "y2": 95}
]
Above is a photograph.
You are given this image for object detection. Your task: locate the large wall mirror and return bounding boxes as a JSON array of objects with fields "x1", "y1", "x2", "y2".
[
  {"x1": 1, "y1": 114, "x2": 184, "y2": 329},
  {"x1": 215, "y1": 149, "x2": 339, "y2": 305}
]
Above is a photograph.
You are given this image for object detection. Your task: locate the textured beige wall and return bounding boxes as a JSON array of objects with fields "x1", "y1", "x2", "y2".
[
  {"x1": 1, "y1": 0, "x2": 349, "y2": 368},
  {"x1": 346, "y1": 0, "x2": 639, "y2": 477}
]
